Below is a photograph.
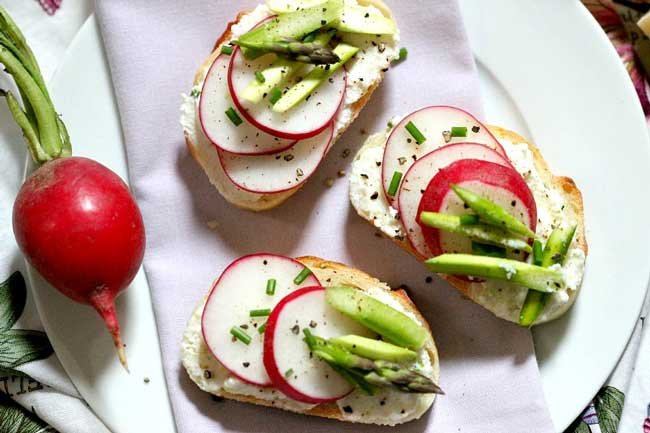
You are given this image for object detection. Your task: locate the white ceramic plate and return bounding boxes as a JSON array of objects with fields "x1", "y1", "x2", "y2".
[{"x1": 29, "y1": 1, "x2": 649, "y2": 432}]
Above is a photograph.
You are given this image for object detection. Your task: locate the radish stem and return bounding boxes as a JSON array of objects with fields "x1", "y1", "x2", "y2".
[
  {"x1": 0, "y1": 45, "x2": 61, "y2": 160},
  {"x1": 2, "y1": 89, "x2": 50, "y2": 162}
]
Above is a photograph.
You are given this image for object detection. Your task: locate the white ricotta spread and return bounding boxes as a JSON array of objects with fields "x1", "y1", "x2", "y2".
[
  {"x1": 349, "y1": 128, "x2": 587, "y2": 324},
  {"x1": 179, "y1": 1, "x2": 399, "y2": 203}
]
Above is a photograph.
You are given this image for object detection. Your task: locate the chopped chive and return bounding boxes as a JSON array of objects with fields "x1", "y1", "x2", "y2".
[
  {"x1": 250, "y1": 308, "x2": 271, "y2": 317},
  {"x1": 471, "y1": 242, "x2": 507, "y2": 258},
  {"x1": 451, "y1": 126, "x2": 468, "y2": 137},
  {"x1": 190, "y1": 88, "x2": 201, "y2": 98},
  {"x1": 284, "y1": 368, "x2": 294, "y2": 378},
  {"x1": 387, "y1": 171, "x2": 403, "y2": 197},
  {"x1": 266, "y1": 278, "x2": 276, "y2": 295},
  {"x1": 255, "y1": 71, "x2": 266, "y2": 83},
  {"x1": 230, "y1": 326, "x2": 251, "y2": 345},
  {"x1": 269, "y1": 87, "x2": 283, "y2": 105},
  {"x1": 387, "y1": 120, "x2": 394, "y2": 129},
  {"x1": 225, "y1": 107, "x2": 243, "y2": 126},
  {"x1": 293, "y1": 267, "x2": 312, "y2": 285},
  {"x1": 220, "y1": 45, "x2": 234, "y2": 55},
  {"x1": 459, "y1": 214, "x2": 479, "y2": 225},
  {"x1": 392, "y1": 47, "x2": 407, "y2": 64},
  {"x1": 258, "y1": 322, "x2": 267, "y2": 334},
  {"x1": 302, "y1": 31, "x2": 317, "y2": 43},
  {"x1": 532, "y1": 240, "x2": 543, "y2": 266},
  {"x1": 405, "y1": 121, "x2": 426, "y2": 144}
]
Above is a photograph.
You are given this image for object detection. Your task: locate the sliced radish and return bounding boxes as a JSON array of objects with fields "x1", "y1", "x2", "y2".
[
  {"x1": 201, "y1": 254, "x2": 320, "y2": 386},
  {"x1": 398, "y1": 143, "x2": 511, "y2": 257},
  {"x1": 382, "y1": 106, "x2": 505, "y2": 204},
  {"x1": 199, "y1": 54, "x2": 296, "y2": 155},
  {"x1": 229, "y1": 46, "x2": 346, "y2": 139},
  {"x1": 218, "y1": 123, "x2": 332, "y2": 193},
  {"x1": 263, "y1": 286, "x2": 373, "y2": 403},
  {"x1": 416, "y1": 159, "x2": 537, "y2": 257}
]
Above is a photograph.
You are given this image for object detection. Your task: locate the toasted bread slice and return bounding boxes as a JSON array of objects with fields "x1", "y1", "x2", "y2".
[
  {"x1": 181, "y1": 256, "x2": 439, "y2": 425},
  {"x1": 350, "y1": 124, "x2": 588, "y2": 325},
  {"x1": 181, "y1": 0, "x2": 397, "y2": 211}
]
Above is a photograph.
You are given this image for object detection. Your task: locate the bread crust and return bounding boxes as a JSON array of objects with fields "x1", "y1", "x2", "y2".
[
  {"x1": 181, "y1": 255, "x2": 439, "y2": 424},
  {"x1": 353, "y1": 125, "x2": 588, "y2": 324},
  {"x1": 183, "y1": 0, "x2": 394, "y2": 211}
]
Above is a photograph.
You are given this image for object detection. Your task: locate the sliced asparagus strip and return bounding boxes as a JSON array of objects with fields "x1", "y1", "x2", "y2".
[
  {"x1": 519, "y1": 226, "x2": 577, "y2": 326},
  {"x1": 241, "y1": 31, "x2": 336, "y2": 104},
  {"x1": 334, "y1": 3, "x2": 396, "y2": 35},
  {"x1": 239, "y1": 0, "x2": 343, "y2": 45},
  {"x1": 331, "y1": 335, "x2": 417, "y2": 363},
  {"x1": 425, "y1": 254, "x2": 564, "y2": 293},
  {"x1": 326, "y1": 286, "x2": 428, "y2": 350},
  {"x1": 471, "y1": 241, "x2": 507, "y2": 258},
  {"x1": 419, "y1": 212, "x2": 532, "y2": 253},
  {"x1": 234, "y1": 38, "x2": 340, "y2": 64},
  {"x1": 451, "y1": 184, "x2": 536, "y2": 239},
  {"x1": 273, "y1": 42, "x2": 359, "y2": 113},
  {"x1": 304, "y1": 330, "x2": 443, "y2": 394}
]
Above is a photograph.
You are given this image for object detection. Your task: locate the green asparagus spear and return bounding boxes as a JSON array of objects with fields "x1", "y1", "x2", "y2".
[
  {"x1": 304, "y1": 330, "x2": 443, "y2": 394},
  {"x1": 239, "y1": 0, "x2": 343, "y2": 46},
  {"x1": 450, "y1": 184, "x2": 536, "y2": 239},
  {"x1": 519, "y1": 226, "x2": 577, "y2": 326},
  {"x1": 233, "y1": 38, "x2": 340, "y2": 64},
  {"x1": 419, "y1": 212, "x2": 532, "y2": 253},
  {"x1": 273, "y1": 43, "x2": 359, "y2": 112},
  {"x1": 241, "y1": 30, "x2": 336, "y2": 104},
  {"x1": 425, "y1": 254, "x2": 564, "y2": 293},
  {"x1": 326, "y1": 286, "x2": 428, "y2": 350}
]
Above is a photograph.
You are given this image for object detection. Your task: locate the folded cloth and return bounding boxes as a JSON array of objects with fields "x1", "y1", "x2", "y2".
[{"x1": 94, "y1": 0, "x2": 554, "y2": 431}]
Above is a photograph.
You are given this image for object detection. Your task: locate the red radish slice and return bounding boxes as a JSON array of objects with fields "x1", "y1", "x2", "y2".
[
  {"x1": 264, "y1": 286, "x2": 373, "y2": 403},
  {"x1": 398, "y1": 143, "x2": 511, "y2": 257},
  {"x1": 382, "y1": 106, "x2": 505, "y2": 204},
  {"x1": 199, "y1": 54, "x2": 296, "y2": 155},
  {"x1": 218, "y1": 123, "x2": 333, "y2": 193},
  {"x1": 416, "y1": 159, "x2": 537, "y2": 257},
  {"x1": 229, "y1": 46, "x2": 346, "y2": 139},
  {"x1": 201, "y1": 254, "x2": 320, "y2": 386}
]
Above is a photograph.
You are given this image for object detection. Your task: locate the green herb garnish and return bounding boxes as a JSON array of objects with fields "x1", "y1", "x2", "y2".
[
  {"x1": 269, "y1": 87, "x2": 283, "y2": 105},
  {"x1": 249, "y1": 308, "x2": 271, "y2": 317},
  {"x1": 451, "y1": 126, "x2": 467, "y2": 137},
  {"x1": 293, "y1": 268, "x2": 312, "y2": 285},
  {"x1": 225, "y1": 107, "x2": 243, "y2": 126},
  {"x1": 221, "y1": 45, "x2": 234, "y2": 55},
  {"x1": 258, "y1": 322, "x2": 267, "y2": 334},
  {"x1": 230, "y1": 326, "x2": 252, "y2": 345},
  {"x1": 387, "y1": 171, "x2": 403, "y2": 197},
  {"x1": 284, "y1": 368, "x2": 294, "y2": 378},
  {"x1": 266, "y1": 278, "x2": 276, "y2": 295},
  {"x1": 405, "y1": 121, "x2": 426, "y2": 144},
  {"x1": 255, "y1": 70, "x2": 266, "y2": 83}
]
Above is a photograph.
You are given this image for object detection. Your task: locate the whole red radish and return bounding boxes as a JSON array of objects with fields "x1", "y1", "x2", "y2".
[
  {"x1": 1, "y1": 5, "x2": 146, "y2": 369},
  {"x1": 13, "y1": 157, "x2": 145, "y2": 369}
]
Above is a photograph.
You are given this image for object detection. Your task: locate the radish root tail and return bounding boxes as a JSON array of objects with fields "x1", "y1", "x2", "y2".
[{"x1": 89, "y1": 289, "x2": 129, "y2": 372}]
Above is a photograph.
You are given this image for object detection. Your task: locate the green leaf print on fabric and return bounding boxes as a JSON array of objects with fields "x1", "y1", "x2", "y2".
[
  {"x1": 595, "y1": 386, "x2": 625, "y2": 433},
  {"x1": 0, "y1": 272, "x2": 26, "y2": 331},
  {"x1": 0, "y1": 392, "x2": 54, "y2": 433},
  {"x1": 0, "y1": 272, "x2": 53, "y2": 373}
]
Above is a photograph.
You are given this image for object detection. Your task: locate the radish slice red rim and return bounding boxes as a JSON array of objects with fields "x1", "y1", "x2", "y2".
[
  {"x1": 228, "y1": 46, "x2": 346, "y2": 140},
  {"x1": 398, "y1": 143, "x2": 512, "y2": 258},
  {"x1": 416, "y1": 159, "x2": 537, "y2": 258},
  {"x1": 201, "y1": 254, "x2": 320, "y2": 387},
  {"x1": 199, "y1": 54, "x2": 297, "y2": 155},
  {"x1": 382, "y1": 106, "x2": 506, "y2": 204},
  {"x1": 263, "y1": 286, "x2": 373, "y2": 403},
  {"x1": 218, "y1": 123, "x2": 333, "y2": 193}
]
